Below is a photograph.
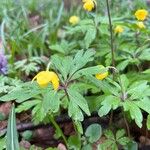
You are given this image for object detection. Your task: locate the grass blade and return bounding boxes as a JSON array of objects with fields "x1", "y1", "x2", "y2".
[{"x1": 6, "y1": 104, "x2": 19, "y2": 150}]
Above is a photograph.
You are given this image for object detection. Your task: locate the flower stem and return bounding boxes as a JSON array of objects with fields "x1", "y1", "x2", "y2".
[
  {"x1": 46, "y1": 61, "x2": 51, "y2": 71},
  {"x1": 49, "y1": 114, "x2": 68, "y2": 147},
  {"x1": 106, "y1": 0, "x2": 115, "y2": 126},
  {"x1": 123, "y1": 112, "x2": 131, "y2": 138},
  {"x1": 106, "y1": 0, "x2": 115, "y2": 70}
]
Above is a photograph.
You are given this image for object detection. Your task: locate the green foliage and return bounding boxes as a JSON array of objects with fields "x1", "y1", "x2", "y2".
[
  {"x1": 124, "y1": 141, "x2": 138, "y2": 150},
  {"x1": 0, "y1": 82, "x2": 42, "y2": 103},
  {"x1": 0, "y1": 76, "x2": 22, "y2": 94},
  {"x1": 66, "y1": 19, "x2": 97, "y2": 49},
  {"x1": 14, "y1": 56, "x2": 45, "y2": 76},
  {"x1": 68, "y1": 87, "x2": 90, "y2": 119},
  {"x1": 98, "y1": 95, "x2": 120, "y2": 117},
  {"x1": 99, "y1": 129, "x2": 130, "y2": 150},
  {"x1": 21, "y1": 130, "x2": 33, "y2": 141},
  {"x1": 85, "y1": 123, "x2": 102, "y2": 143},
  {"x1": 43, "y1": 90, "x2": 60, "y2": 114},
  {"x1": 0, "y1": 0, "x2": 150, "y2": 149},
  {"x1": 0, "y1": 137, "x2": 6, "y2": 150},
  {"x1": 68, "y1": 135, "x2": 81, "y2": 150},
  {"x1": 6, "y1": 104, "x2": 20, "y2": 150},
  {"x1": 50, "y1": 40, "x2": 76, "y2": 55},
  {"x1": 147, "y1": 114, "x2": 150, "y2": 130},
  {"x1": 97, "y1": 75, "x2": 150, "y2": 128}
]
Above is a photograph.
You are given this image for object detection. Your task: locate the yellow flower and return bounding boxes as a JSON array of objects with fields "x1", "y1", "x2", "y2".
[
  {"x1": 135, "y1": 9, "x2": 148, "y2": 21},
  {"x1": 32, "y1": 71, "x2": 59, "y2": 90},
  {"x1": 69, "y1": 16, "x2": 80, "y2": 25},
  {"x1": 136, "y1": 21, "x2": 145, "y2": 29},
  {"x1": 114, "y1": 25, "x2": 124, "y2": 34},
  {"x1": 83, "y1": 0, "x2": 96, "y2": 12},
  {"x1": 95, "y1": 65, "x2": 108, "y2": 80}
]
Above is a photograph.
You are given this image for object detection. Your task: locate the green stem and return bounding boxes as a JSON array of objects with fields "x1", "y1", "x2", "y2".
[
  {"x1": 123, "y1": 112, "x2": 131, "y2": 138},
  {"x1": 49, "y1": 114, "x2": 68, "y2": 147},
  {"x1": 46, "y1": 61, "x2": 51, "y2": 71}
]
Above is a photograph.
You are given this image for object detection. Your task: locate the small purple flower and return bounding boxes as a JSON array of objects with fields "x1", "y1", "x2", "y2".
[{"x1": 0, "y1": 52, "x2": 7, "y2": 74}]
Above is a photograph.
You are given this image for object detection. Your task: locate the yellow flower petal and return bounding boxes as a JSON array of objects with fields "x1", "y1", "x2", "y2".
[
  {"x1": 51, "y1": 79, "x2": 59, "y2": 90},
  {"x1": 135, "y1": 9, "x2": 148, "y2": 21},
  {"x1": 95, "y1": 65, "x2": 108, "y2": 80},
  {"x1": 114, "y1": 25, "x2": 124, "y2": 34},
  {"x1": 32, "y1": 71, "x2": 59, "y2": 90},
  {"x1": 69, "y1": 16, "x2": 79, "y2": 25},
  {"x1": 83, "y1": 0, "x2": 96, "y2": 12}
]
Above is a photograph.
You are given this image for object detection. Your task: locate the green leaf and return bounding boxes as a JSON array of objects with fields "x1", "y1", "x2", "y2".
[
  {"x1": 139, "y1": 48, "x2": 150, "y2": 61},
  {"x1": 52, "y1": 50, "x2": 95, "y2": 81},
  {"x1": 68, "y1": 135, "x2": 81, "y2": 150},
  {"x1": 32, "y1": 101, "x2": 45, "y2": 123},
  {"x1": 0, "y1": 137, "x2": 6, "y2": 150},
  {"x1": 6, "y1": 104, "x2": 20, "y2": 150},
  {"x1": 68, "y1": 101, "x2": 84, "y2": 121},
  {"x1": 68, "y1": 87, "x2": 90, "y2": 116},
  {"x1": 123, "y1": 101, "x2": 143, "y2": 128},
  {"x1": 82, "y1": 144, "x2": 92, "y2": 150},
  {"x1": 116, "y1": 129, "x2": 125, "y2": 140},
  {"x1": 43, "y1": 90, "x2": 60, "y2": 114},
  {"x1": 127, "y1": 81, "x2": 149, "y2": 100},
  {"x1": 21, "y1": 130, "x2": 33, "y2": 141},
  {"x1": 72, "y1": 66, "x2": 107, "y2": 80},
  {"x1": 98, "y1": 96, "x2": 120, "y2": 117},
  {"x1": 98, "y1": 139, "x2": 115, "y2": 150},
  {"x1": 117, "y1": 137, "x2": 130, "y2": 146},
  {"x1": 147, "y1": 114, "x2": 150, "y2": 130},
  {"x1": 117, "y1": 60, "x2": 130, "y2": 71},
  {"x1": 98, "y1": 104, "x2": 111, "y2": 117},
  {"x1": 119, "y1": 75, "x2": 129, "y2": 91},
  {"x1": 85, "y1": 123, "x2": 102, "y2": 143},
  {"x1": 0, "y1": 82, "x2": 42, "y2": 103},
  {"x1": 69, "y1": 50, "x2": 95, "y2": 77},
  {"x1": 16, "y1": 100, "x2": 41, "y2": 113},
  {"x1": 134, "y1": 97, "x2": 150, "y2": 114},
  {"x1": 116, "y1": 130, "x2": 130, "y2": 146},
  {"x1": 86, "y1": 96, "x2": 104, "y2": 112},
  {"x1": 50, "y1": 40, "x2": 76, "y2": 55},
  {"x1": 74, "y1": 121, "x2": 83, "y2": 134},
  {"x1": 124, "y1": 141, "x2": 138, "y2": 150},
  {"x1": 51, "y1": 55, "x2": 72, "y2": 81},
  {"x1": 143, "y1": 69, "x2": 150, "y2": 74},
  {"x1": 84, "y1": 27, "x2": 96, "y2": 49},
  {"x1": 72, "y1": 66, "x2": 99, "y2": 79},
  {"x1": 104, "y1": 130, "x2": 115, "y2": 140},
  {"x1": 67, "y1": 19, "x2": 96, "y2": 49},
  {"x1": 86, "y1": 75, "x2": 119, "y2": 95}
]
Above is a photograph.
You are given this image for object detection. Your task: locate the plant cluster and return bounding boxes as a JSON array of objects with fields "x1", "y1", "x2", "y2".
[{"x1": 0, "y1": 0, "x2": 150, "y2": 150}]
